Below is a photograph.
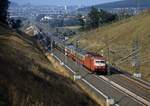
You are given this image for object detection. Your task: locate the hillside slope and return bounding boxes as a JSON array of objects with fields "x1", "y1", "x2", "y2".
[
  {"x1": 0, "y1": 23, "x2": 97, "y2": 106},
  {"x1": 79, "y1": 0, "x2": 150, "y2": 11},
  {"x1": 95, "y1": 0, "x2": 150, "y2": 9},
  {"x1": 69, "y1": 11, "x2": 150, "y2": 81}
]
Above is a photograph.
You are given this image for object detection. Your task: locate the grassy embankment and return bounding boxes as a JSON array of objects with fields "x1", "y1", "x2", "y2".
[
  {"x1": 69, "y1": 10, "x2": 150, "y2": 82},
  {"x1": 0, "y1": 22, "x2": 97, "y2": 106}
]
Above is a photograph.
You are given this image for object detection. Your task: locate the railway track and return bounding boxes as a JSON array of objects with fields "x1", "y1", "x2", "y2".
[
  {"x1": 96, "y1": 75, "x2": 150, "y2": 106},
  {"x1": 52, "y1": 49, "x2": 150, "y2": 106},
  {"x1": 105, "y1": 74, "x2": 150, "y2": 101}
]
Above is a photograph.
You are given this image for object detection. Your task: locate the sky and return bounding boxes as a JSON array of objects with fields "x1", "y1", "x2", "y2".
[{"x1": 10, "y1": 0, "x2": 122, "y2": 6}]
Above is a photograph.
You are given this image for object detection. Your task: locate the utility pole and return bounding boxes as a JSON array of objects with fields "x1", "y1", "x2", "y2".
[
  {"x1": 132, "y1": 36, "x2": 141, "y2": 78},
  {"x1": 64, "y1": 38, "x2": 67, "y2": 65},
  {"x1": 104, "y1": 35, "x2": 111, "y2": 75},
  {"x1": 107, "y1": 43, "x2": 111, "y2": 75},
  {"x1": 76, "y1": 39, "x2": 80, "y2": 73},
  {"x1": 73, "y1": 38, "x2": 81, "y2": 80},
  {"x1": 50, "y1": 36, "x2": 53, "y2": 55}
]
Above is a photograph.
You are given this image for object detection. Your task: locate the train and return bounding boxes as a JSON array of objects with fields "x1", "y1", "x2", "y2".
[{"x1": 53, "y1": 41, "x2": 108, "y2": 74}]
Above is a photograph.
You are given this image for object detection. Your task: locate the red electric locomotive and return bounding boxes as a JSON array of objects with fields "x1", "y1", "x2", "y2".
[
  {"x1": 65, "y1": 45, "x2": 107, "y2": 73},
  {"x1": 83, "y1": 52, "x2": 107, "y2": 73}
]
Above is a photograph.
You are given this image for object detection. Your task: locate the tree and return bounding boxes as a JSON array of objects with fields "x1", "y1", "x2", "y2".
[
  {"x1": 88, "y1": 7, "x2": 100, "y2": 29},
  {"x1": 87, "y1": 8, "x2": 118, "y2": 29},
  {"x1": 16, "y1": 19, "x2": 22, "y2": 28},
  {"x1": 10, "y1": 19, "x2": 22, "y2": 29},
  {"x1": 0, "y1": 0, "x2": 10, "y2": 24},
  {"x1": 78, "y1": 14, "x2": 86, "y2": 30},
  {"x1": 99, "y1": 9, "x2": 118, "y2": 25}
]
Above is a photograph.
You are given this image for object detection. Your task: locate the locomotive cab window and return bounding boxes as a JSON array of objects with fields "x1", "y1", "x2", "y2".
[{"x1": 95, "y1": 60, "x2": 105, "y2": 64}]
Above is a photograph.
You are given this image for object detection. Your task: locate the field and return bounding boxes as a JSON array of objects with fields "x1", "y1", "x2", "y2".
[
  {"x1": 69, "y1": 10, "x2": 150, "y2": 82},
  {"x1": 0, "y1": 23, "x2": 97, "y2": 106}
]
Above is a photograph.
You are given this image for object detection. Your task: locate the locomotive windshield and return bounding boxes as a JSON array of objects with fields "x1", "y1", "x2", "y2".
[
  {"x1": 94, "y1": 60, "x2": 106, "y2": 66},
  {"x1": 95, "y1": 60, "x2": 105, "y2": 64}
]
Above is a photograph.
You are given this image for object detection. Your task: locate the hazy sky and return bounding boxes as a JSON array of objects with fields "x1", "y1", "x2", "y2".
[{"x1": 10, "y1": 0, "x2": 122, "y2": 6}]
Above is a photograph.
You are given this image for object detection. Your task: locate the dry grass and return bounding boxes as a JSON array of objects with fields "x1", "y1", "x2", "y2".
[
  {"x1": 46, "y1": 53, "x2": 70, "y2": 77},
  {"x1": 69, "y1": 11, "x2": 150, "y2": 82}
]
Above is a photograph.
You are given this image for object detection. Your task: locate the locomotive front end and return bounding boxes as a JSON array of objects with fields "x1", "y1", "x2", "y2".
[{"x1": 94, "y1": 59, "x2": 107, "y2": 73}]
